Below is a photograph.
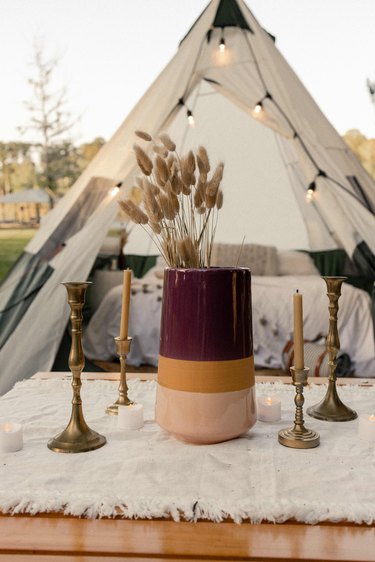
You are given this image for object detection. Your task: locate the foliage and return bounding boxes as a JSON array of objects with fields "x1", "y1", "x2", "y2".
[
  {"x1": 343, "y1": 129, "x2": 375, "y2": 180},
  {"x1": 0, "y1": 229, "x2": 35, "y2": 282},
  {"x1": 19, "y1": 41, "x2": 77, "y2": 192}
]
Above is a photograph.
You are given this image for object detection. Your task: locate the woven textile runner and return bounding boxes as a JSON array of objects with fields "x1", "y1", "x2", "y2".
[{"x1": 0, "y1": 378, "x2": 374, "y2": 523}]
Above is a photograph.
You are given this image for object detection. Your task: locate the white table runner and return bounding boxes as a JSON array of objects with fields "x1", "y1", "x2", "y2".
[{"x1": 1, "y1": 378, "x2": 375, "y2": 523}]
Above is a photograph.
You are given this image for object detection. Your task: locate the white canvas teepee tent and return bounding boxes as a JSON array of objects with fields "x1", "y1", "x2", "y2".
[{"x1": 0, "y1": 0, "x2": 374, "y2": 395}]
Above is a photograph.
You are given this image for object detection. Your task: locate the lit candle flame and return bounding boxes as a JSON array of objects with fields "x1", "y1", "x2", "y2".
[
  {"x1": 369, "y1": 415, "x2": 375, "y2": 421},
  {"x1": 266, "y1": 396, "x2": 273, "y2": 405},
  {"x1": 3, "y1": 423, "x2": 13, "y2": 433}
]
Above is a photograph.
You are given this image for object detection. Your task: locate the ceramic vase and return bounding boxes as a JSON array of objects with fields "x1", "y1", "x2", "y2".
[{"x1": 155, "y1": 267, "x2": 257, "y2": 444}]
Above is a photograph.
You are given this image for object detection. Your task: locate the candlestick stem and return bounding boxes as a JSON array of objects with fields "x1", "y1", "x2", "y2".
[
  {"x1": 48, "y1": 282, "x2": 106, "y2": 453},
  {"x1": 106, "y1": 336, "x2": 134, "y2": 415},
  {"x1": 307, "y1": 277, "x2": 357, "y2": 422},
  {"x1": 278, "y1": 366, "x2": 320, "y2": 448}
]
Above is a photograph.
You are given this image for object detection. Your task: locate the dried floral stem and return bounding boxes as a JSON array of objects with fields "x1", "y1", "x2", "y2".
[{"x1": 119, "y1": 132, "x2": 224, "y2": 268}]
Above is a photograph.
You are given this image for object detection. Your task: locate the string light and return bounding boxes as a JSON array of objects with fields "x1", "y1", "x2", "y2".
[
  {"x1": 110, "y1": 181, "x2": 122, "y2": 197},
  {"x1": 187, "y1": 109, "x2": 195, "y2": 127},
  {"x1": 219, "y1": 37, "x2": 226, "y2": 52},
  {"x1": 178, "y1": 98, "x2": 196, "y2": 127},
  {"x1": 254, "y1": 102, "x2": 263, "y2": 115},
  {"x1": 305, "y1": 182, "x2": 316, "y2": 202}
]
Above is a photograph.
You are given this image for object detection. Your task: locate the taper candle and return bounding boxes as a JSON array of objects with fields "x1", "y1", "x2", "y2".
[
  {"x1": 293, "y1": 290, "x2": 304, "y2": 369},
  {"x1": 120, "y1": 269, "x2": 132, "y2": 340}
]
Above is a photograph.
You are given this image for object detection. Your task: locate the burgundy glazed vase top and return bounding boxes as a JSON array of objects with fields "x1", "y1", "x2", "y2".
[{"x1": 155, "y1": 267, "x2": 257, "y2": 444}]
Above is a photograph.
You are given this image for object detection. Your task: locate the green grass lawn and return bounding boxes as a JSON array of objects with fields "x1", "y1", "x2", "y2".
[{"x1": 0, "y1": 229, "x2": 36, "y2": 283}]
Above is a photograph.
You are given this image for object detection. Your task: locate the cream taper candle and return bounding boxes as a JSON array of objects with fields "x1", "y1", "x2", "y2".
[
  {"x1": 293, "y1": 290, "x2": 304, "y2": 370},
  {"x1": 120, "y1": 269, "x2": 132, "y2": 340}
]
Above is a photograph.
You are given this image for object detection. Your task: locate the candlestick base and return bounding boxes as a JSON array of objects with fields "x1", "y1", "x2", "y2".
[
  {"x1": 307, "y1": 381, "x2": 357, "y2": 421},
  {"x1": 106, "y1": 337, "x2": 134, "y2": 415},
  {"x1": 278, "y1": 427, "x2": 320, "y2": 449},
  {"x1": 48, "y1": 405, "x2": 107, "y2": 453},
  {"x1": 278, "y1": 366, "x2": 320, "y2": 449}
]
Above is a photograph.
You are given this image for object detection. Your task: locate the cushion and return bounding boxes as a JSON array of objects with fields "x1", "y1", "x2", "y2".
[
  {"x1": 211, "y1": 243, "x2": 279, "y2": 276},
  {"x1": 278, "y1": 250, "x2": 320, "y2": 276}
]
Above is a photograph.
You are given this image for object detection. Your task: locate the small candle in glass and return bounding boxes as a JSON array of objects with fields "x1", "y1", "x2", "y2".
[
  {"x1": 358, "y1": 414, "x2": 375, "y2": 442},
  {"x1": 0, "y1": 422, "x2": 23, "y2": 452},
  {"x1": 118, "y1": 403, "x2": 144, "y2": 430},
  {"x1": 257, "y1": 395, "x2": 281, "y2": 422}
]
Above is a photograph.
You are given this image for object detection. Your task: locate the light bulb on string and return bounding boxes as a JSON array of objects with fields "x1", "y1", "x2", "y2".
[
  {"x1": 187, "y1": 109, "x2": 195, "y2": 127},
  {"x1": 219, "y1": 37, "x2": 226, "y2": 52},
  {"x1": 253, "y1": 102, "x2": 263, "y2": 117},
  {"x1": 305, "y1": 182, "x2": 316, "y2": 203}
]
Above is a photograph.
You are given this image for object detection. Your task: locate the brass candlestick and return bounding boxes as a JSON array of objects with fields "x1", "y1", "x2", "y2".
[
  {"x1": 307, "y1": 276, "x2": 357, "y2": 422},
  {"x1": 278, "y1": 366, "x2": 320, "y2": 449},
  {"x1": 106, "y1": 336, "x2": 134, "y2": 415},
  {"x1": 48, "y1": 282, "x2": 107, "y2": 453}
]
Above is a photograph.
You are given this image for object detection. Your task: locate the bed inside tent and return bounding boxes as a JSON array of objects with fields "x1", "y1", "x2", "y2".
[{"x1": 0, "y1": 0, "x2": 374, "y2": 395}]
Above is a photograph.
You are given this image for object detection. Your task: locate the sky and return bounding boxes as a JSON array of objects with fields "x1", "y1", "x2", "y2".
[{"x1": 0, "y1": 0, "x2": 374, "y2": 145}]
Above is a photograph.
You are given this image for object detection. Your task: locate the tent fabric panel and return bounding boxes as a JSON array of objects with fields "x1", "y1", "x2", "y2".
[{"x1": 0, "y1": 252, "x2": 54, "y2": 349}]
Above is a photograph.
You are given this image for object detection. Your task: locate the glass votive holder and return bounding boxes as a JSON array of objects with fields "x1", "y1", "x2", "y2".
[
  {"x1": 358, "y1": 414, "x2": 375, "y2": 443},
  {"x1": 257, "y1": 395, "x2": 281, "y2": 422},
  {"x1": 0, "y1": 422, "x2": 23, "y2": 452},
  {"x1": 118, "y1": 403, "x2": 144, "y2": 430}
]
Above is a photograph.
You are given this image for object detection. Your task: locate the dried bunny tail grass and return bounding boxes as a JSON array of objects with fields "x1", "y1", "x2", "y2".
[
  {"x1": 205, "y1": 192, "x2": 217, "y2": 209},
  {"x1": 155, "y1": 155, "x2": 169, "y2": 185},
  {"x1": 197, "y1": 146, "x2": 210, "y2": 173},
  {"x1": 169, "y1": 191, "x2": 180, "y2": 214},
  {"x1": 143, "y1": 188, "x2": 163, "y2": 222},
  {"x1": 159, "y1": 192, "x2": 177, "y2": 221},
  {"x1": 197, "y1": 205, "x2": 207, "y2": 215},
  {"x1": 179, "y1": 236, "x2": 199, "y2": 268},
  {"x1": 149, "y1": 221, "x2": 161, "y2": 235},
  {"x1": 135, "y1": 176, "x2": 144, "y2": 188},
  {"x1": 119, "y1": 199, "x2": 149, "y2": 224},
  {"x1": 166, "y1": 153, "x2": 176, "y2": 173},
  {"x1": 133, "y1": 144, "x2": 153, "y2": 176},
  {"x1": 206, "y1": 162, "x2": 224, "y2": 196},
  {"x1": 171, "y1": 172, "x2": 182, "y2": 195},
  {"x1": 142, "y1": 177, "x2": 160, "y2": 196},
  {"x1": 159, "y1": 133, "x2": 176, "y2": 152},
  {"x1": 194, "y1": 187, "x2": 203, "y2": 208},
  {"x1": 135, "y1": 130, "x2": 152, "y2": 141},
  {"x1": 186, "y1": 150, "x2": 196, "y2": 174},
  {"x1": 152, "y1": 144, "x2": 168, "y2": 157},
  {"x1": 216, "y1": 190, "x2": 224, "y2": 210}
]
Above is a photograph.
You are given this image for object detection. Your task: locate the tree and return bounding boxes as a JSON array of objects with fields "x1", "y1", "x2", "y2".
[
  {"x1": 0, "y1": 142, "x2": 35, "y2": 195},
  {"x1": 20, "y1": 41, "x2": 77, "y2": 192},
  {"x1": 343, "y1": 129, "x2": 375, "y2": 180}
]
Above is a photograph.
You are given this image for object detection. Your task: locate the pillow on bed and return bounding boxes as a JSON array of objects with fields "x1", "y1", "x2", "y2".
[
  {"x1": 278, "y1": 250, "x2": 319, "y2": 276},
  {"x1": 211, "y1": 243, "x2": 279, "y2": 276}
]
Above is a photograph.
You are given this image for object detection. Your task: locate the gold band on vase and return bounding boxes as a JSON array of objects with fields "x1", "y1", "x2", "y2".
[{"x1": 157, "y1": 355, "x2": 255, "y2": 393}]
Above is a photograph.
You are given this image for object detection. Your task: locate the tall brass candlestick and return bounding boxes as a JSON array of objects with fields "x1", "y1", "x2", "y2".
[
  {"x1": 48, "y1": 282, "x2": 107, "y2": 453},
  {"x1": 307, "y1": 276, "x2": 357, "y2": 422}
]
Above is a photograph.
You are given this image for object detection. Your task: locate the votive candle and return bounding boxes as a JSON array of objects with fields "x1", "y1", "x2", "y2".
[
  {"x1": 358, "y1": 414, "x2": 375, "y2": 442},
  {"x1": 118, "y1": 403, "x2": 144, "y2": 430},
  {"x1": 257, "y1": 395, "x2": 281, "y2": 422},
  {"x1": 0, "y1": 422, "x2": 23, "y2": 452}
]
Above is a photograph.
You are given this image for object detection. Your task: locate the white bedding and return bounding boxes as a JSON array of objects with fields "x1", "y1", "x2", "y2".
[{"x1": 84, "y1": 274, "x2": 375, "y2": 377}]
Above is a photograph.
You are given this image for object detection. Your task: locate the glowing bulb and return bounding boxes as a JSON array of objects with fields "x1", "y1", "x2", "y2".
[
  {"x1": 219, "y1": 38, "x2": 226, "y2": 52},
  {"x1": 187, "y1": 110, "x2": 195, "y2": 127},
  {"x1": 110, "y1": 186, "x2": 120, "y2": 197},
  {"x1": 254, "y1": 103, "x2": 263, "y2": 115},
  {"x1": 305, "y1": 188, "x2": 314, "y2": 202}
]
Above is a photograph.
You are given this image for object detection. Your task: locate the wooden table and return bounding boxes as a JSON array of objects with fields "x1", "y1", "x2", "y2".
[{"x1": 1, "y1": 373, "x2": 374, "y2": 562}]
